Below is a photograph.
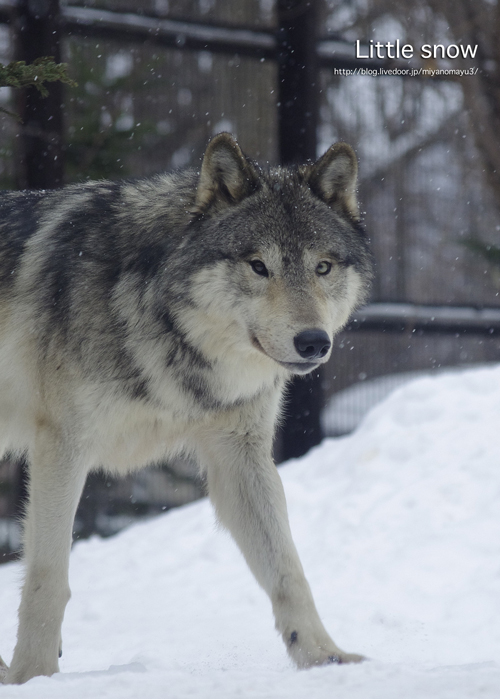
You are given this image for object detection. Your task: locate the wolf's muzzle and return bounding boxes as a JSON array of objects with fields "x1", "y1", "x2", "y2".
[{"x1": 293, "y1": 329, "x2": 331, "y2": 360}]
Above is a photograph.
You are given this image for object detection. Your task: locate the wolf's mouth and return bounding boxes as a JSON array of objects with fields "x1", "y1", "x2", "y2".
[{"x1": 251, "y1": 336, "x2": 320, "y2": 374}]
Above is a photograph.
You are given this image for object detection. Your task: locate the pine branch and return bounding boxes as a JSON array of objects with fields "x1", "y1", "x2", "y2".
[
  {"x1": 0, "y1": 57, "x2": 77, "y2": 118},
  {"x1": 462, "y1": 237, "x2": 500, "y2": 267}
]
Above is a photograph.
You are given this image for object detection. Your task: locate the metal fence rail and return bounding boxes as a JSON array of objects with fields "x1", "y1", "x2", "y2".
[
  {"x1": 0, "y1": 1, "x2": 412, "y2": 66},
  {"x1": 350, "y1": 303, "x2": 500, "y2": 335}
]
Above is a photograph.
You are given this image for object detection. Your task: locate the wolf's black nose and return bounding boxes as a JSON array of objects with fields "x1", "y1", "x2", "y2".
[{"x1": 294, "y1": 330, "x2": 331, "y2": 360}]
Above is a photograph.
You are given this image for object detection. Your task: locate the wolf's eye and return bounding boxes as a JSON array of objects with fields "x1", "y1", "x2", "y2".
[
  {"x1": 250, "y1": 259, "x2": 269, "y2": 277},
  {"x1": 316, "y1": 261, "x2": 332, "y2": 276}
]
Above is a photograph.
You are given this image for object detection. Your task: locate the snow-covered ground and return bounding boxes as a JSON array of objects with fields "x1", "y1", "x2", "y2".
[{"x1": 2, "y1": 363, "x2": 500, "y2": 698}]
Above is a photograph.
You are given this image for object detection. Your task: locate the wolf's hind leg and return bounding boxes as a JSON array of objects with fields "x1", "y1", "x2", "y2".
[
  {"x1": 6, "y1": 433, "x2": 88, "y2": 685},
  {"x1": 198, "y1": 418, "x2": 363, "y2": 669}
]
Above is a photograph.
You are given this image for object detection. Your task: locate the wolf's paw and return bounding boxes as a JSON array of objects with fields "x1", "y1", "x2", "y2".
[
  {"x1": 3, "y1": 654, "x2": 59, "y2": 685},
  {"x1": 0, "y1": 656, "x2": 8, "y2": 684},
  {"x1": 325, "y1": 650, "x2": 365, "y2": 665},
  {"x1": 303, "y1": 647, "x2": 365, "y2": 669},
  {"x1": 287, "y1": 634, "x2": 365, "y2": 669}
]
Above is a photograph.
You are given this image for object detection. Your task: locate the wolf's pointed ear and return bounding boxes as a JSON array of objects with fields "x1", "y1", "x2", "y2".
[
  {"x1": 306, "y1": 143, "x2": 359, "y2": 220},
  {"x1": 194, "y1": 133, "x2": 260, "y2": 214}
]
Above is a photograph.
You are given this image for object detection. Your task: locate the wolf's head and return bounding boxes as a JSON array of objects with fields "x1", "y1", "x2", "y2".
[{"x1": 177, "y1": 133, "x2": 373, "y2": 378}]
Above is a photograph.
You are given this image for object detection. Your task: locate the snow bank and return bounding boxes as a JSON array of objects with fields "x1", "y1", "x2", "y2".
[{"x1": 1, "y1": 364, "x2": 500, "y2": 698}]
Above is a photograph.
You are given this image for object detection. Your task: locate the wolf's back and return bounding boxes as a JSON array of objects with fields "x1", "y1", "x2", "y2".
[
  {"x1": 0, "y1": 190, "x2": 45, "y2": 292},
  {"x1": 0, "y1": 175, "x2": 204, "y2": 407}
]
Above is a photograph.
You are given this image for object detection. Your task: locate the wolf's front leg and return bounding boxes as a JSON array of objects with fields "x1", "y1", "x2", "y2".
[
  {"x1": 6, "y1": 434, "x2": 88, "y2": 685},
  {"x1": 198, "y1": 404, "x2": 363, "y2": 669}
]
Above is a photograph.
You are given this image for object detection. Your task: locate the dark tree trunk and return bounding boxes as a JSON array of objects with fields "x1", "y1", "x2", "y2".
[
  {"x1": 277, "y1": 0, "x2": 319, "y2": 164},
  {"x1": 276, "y1": 0, "x2": 324, "y2": 461},
  {"x1": 15, "y1": 0, "x2": 64, "y2": 189}
]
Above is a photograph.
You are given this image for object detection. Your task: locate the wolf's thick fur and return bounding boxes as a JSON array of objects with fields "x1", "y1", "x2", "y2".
[{"x1": 0, "y1": 134, "x2": 373, "y2": 684}]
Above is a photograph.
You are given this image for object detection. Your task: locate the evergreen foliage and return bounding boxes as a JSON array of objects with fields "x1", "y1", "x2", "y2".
[
  {"x1": 0, "y1": 57, "x2": 76, "y2": 118},
  {"x1": 463, "y1": 238, "x2": 500, "y2": 268},
  {"x1": 64, "y1": 41, "x2": 152, "y2": 182}
]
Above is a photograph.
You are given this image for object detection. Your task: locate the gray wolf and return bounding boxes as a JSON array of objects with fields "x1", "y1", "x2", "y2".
[{"x1": 0, "y1": 133, "x2": 373, "y2": 684}]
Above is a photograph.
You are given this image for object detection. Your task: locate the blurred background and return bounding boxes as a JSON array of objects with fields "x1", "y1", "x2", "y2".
[{"x1": 1, "y1": 0, "x2": 499, "y2": 561}]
